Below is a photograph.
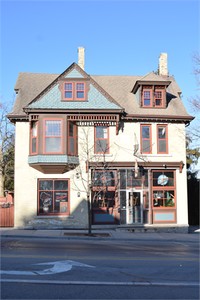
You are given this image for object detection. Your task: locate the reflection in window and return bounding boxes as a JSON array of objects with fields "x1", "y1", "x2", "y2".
[
  {"x1": 95, "y1": 126, "x2": 109, "y2": 154},
  {"x1": 38, "y1": 179, "x2": 69, "y2": 215},
  {"x1": 93, "y1": 171, "x2": 116, "y2": 187},
  {"x1": 152, "y1": 170, "x2": 176, "y2": 209}
]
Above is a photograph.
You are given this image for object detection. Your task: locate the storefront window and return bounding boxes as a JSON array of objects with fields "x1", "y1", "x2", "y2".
[
  {"x1": 152, "y1": 171, "x2": 175, "y2": 209},
  {"x1": 119, "y1": 169, "x2": 148, "y2": 188},
  {"x1": 38, "y1": 179, "x2": 69, "y2": 215},
  {"x1": 93, "y1": 171, "x2": 116, "y2": 187}
]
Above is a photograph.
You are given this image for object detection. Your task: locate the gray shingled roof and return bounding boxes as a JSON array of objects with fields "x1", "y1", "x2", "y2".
[{"x1": 9, "y1": 68, "x2": 192, "y2": 121}]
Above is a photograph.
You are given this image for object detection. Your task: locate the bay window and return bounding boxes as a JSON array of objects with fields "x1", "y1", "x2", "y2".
[
  {"x1": 30, "y1": 121, "x2": 38, "y2": 154},
  {"x1": 44, "y1": 119, "x2": 62, "y2": 153}
]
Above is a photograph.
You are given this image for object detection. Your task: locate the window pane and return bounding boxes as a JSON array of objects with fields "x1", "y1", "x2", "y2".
[
  {"x1": 45, "y1": 137, "x2": 61, "y2": 152},
  {"x1": 159, "y1": 140, "x2": 166, "y2": 152},
  {"x1": 142, "y1": 140, "x2": 150, "y2": 153},
  {"x1": 45, "y1": 121, "x2": 61, "y2": 136},
  {"x1": 96, "y1": 126, "x2": 107, "y2": 138},
  {"x1": 142, "y1": 126, "x2": 150, "y2": 138},
  {"x1": 144, "y1": 99, "x2": 151, "y2": 106},
  {"x1": 164, "y1": 191, "x2": 175, "y2": 207},
  {"x1": 69, "y1": 137, "x2": 75, "y2": 153},
  {"x1": 54, "y1": 180, "x2": 68, "y2": 190},
  {"x1": 77, "y1": 91, "x2": 84, "y2": 98},
  {"x1": 32, "y1": 137, "x2": 36, "y2": 153},
  {"x1": 39, "y1": 180, "x2": 53, "y2": 190},
  {"x1": 65, "y1": 83, "x2": 72, "y2": 90},
  {"x1": 39, "y1": 191, "x2": 53, "y2": 212},
  {"x1": 69, "y1": 122, "x2": 74, "y2": 137},
  {"x1": 65, "y1": 91, "x2": 72, "y2": 98},
  {"x1": 76, "y1": 83, "x2": 84, "y2": 90},
  {"x1": 96, "y1": 140, "x2": 107, "y2": 153},
  {"x1": 153, "y1": 171, "x2": 174, "y2": 187},
  {"x1": 120, "y1": 169, "x2": 126, "y2": 189},
  {"x1": 158, "y1": 127, "x2": 166, "y2": 138},
  {"x1": 32, "y1": 122, "x2": 37, "y2": 137}
]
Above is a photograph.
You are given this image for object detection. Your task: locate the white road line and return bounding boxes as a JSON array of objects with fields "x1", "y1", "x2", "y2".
[{"x1": 1, "y1": 279, "x2": 199, "y2": 287}]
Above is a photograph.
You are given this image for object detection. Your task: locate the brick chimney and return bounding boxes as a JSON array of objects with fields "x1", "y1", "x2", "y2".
[
  {"x1": 78, "y1": 47, "x2": 85, "y2": 70},
  {"x1": 158, "y1": 53, "x2": 168, "y2": 76}
]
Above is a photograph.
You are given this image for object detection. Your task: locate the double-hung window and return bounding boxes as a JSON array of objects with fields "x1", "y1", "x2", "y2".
[
  {"x1": 142, "y1": 89, "x2": 152, "y2": 107},
  {"x1": 44, "y1": 119, "x2": 62, "y2": 154},
  {"x1": 63, "y1": 82, "x2": 86, "y2": 101},
  {"x1": 30, "y1": 121, "x2": 38, "y2": 154},
  {"x1": 157, "y1": 125, "x2": 168, "y2": 153},
  {"x1": 141, "y1": 125, "x2": 152, "y2": 154},
  {"x1": 154, "y1": 90, "x2": 163, "y2": 107},
  {"x1": 68, "y1": 122, "x2": 78, "y2": 156},
  {"x1": 95, "y1": 126, "x2": 109, "y2": 154}
]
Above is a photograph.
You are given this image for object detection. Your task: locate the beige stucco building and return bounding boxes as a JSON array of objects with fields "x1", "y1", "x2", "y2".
[{"x1": 8, "y1": 50, "x2": 193, "y2": 231}]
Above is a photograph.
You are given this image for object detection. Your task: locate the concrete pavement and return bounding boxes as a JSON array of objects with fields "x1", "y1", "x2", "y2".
[{"x1": 0, "y1": 226, "x2": 199, "y2": 241}]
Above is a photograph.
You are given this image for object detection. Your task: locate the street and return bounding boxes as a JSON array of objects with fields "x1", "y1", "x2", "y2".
[{"x1": 0, "y1": 232, "x2": 199, "y2": 299}]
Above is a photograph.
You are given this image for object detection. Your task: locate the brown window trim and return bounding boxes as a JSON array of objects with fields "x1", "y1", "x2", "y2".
[
  {"x1": 38, "y1": 178, "x2": 70, "y2": 216},
  {"x1": 157, "y1": 124, "x2": 168, "y2": 154},
  {"x1": 62, "y1": 81, "x2": 87, "y2": 101},
  {"x1": 140, "y1": 124, "x2": 152, "y2": 154}
]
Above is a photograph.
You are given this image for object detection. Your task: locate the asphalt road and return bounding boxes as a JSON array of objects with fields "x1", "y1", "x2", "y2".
[{"x1": 1, "y1": 234, "x2": 199, "y2": 299}]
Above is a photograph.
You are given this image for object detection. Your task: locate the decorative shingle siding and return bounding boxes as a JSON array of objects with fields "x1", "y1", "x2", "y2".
[
  {"x1": 28, "y1": 83, "x2": 121, "y2": 110},
  {"x1": 64, "y1": 69, "x2": 84, "y2": 78},
  {"x1": 28, "y1": 155, "x2": 79, "y2": 164}
]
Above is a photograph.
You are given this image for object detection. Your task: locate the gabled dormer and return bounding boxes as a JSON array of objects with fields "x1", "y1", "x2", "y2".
[{"x1": 131, "y1": 72, "x2": 171, "y2": 109}]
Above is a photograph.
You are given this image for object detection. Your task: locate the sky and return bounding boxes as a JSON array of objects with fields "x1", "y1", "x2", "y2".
[{"x1": 0, "y1": 0, "x2": 199, "y2": 117}]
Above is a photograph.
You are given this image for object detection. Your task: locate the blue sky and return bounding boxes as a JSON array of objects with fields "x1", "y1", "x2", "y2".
[{"x1": 0, "y1": 0, "x2": 199, "y2": 117}]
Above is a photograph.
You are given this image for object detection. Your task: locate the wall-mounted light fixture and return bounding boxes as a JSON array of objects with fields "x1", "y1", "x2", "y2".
[
  {"x1": 179, "y1": 161, "x2": 184, "y2": 173},
  {"x1": 77, "y1": 191, "x2": 80, "y2": 197},
  {"x1": 76, "y1": 172, "x2": 80, "y2": 179}
]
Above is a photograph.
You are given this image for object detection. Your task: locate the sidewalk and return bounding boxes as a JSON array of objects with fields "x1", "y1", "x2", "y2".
[{"x1": 0, "y1": 226, "x2": 199, "y2": 241}]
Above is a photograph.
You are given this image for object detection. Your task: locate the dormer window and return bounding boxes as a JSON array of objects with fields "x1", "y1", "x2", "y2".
[
  {"x1": 63, "y1": 82, "x2": 86, "y2": 101},
  {"x1": 141, "y1": 86, "x2": 165, "y2": 108},
  {"x1": 143, "y1": 88, "x2": 153, "y2": 107}
]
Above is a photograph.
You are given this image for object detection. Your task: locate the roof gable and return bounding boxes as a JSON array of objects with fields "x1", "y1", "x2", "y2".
[{"x1": 25, "y1": 63, "x2": 123, "y2": 112}]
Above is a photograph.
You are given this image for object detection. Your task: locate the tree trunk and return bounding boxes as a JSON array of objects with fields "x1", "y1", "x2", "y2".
[{"x1": 0, "y1": 149, "x2": 4, "y2": 196}]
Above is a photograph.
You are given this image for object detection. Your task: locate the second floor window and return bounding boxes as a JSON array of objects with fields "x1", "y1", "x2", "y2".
[
  {"x1": 157, "y1": 125, "x2": 168, "y2": 153},
  {"x1": 68, "y1": 122, "x2": 78, "y2": 156},
  {"x1": 44, "y1": 119, "x2": 62, "y2": 154},
  {"x1": 95, "y1": 126, "x2": 109, "y2": 154},
  {"x1": 30, "y1": 121, "x2": 38, "y2": 154},
  {"x1": 141, "y1": 125, "x2": 152, "y2": 154},
  {"x1": 63, "y1": 82, "x2": 86, "y2": 101}
]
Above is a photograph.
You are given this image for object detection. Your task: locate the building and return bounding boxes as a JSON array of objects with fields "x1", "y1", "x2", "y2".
[{"x1": 8, "y1": 48, "x2": 194, "y2": 231}]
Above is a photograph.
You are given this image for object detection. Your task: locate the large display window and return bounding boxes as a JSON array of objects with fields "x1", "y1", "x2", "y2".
[{"x1": 38, "y1": 179, "x2": 69, "y2": 215}]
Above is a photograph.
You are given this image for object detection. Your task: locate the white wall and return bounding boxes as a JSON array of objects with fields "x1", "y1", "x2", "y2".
[{"x1": 14, "y1": 121, "x2": 188, "y2": 227}]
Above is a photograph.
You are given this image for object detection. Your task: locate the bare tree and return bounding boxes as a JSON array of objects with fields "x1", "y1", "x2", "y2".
[
  {"x1": 72, "y1": 126, "x2": 120, "y2": 234},
  {"x1": 186, "y1": 53, "x2": 200, "y2": 168},
  {"x1": 0, "y1": 102, "x2": 14, "y2": 196},
  {"x1": 188, "y1": 53, "x2": 200, "y2": 142}
]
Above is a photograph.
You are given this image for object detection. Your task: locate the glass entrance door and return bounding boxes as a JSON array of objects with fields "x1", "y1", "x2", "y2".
[{"x1": 126, "y1": 190, "x2": 143, "y2": 224}]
